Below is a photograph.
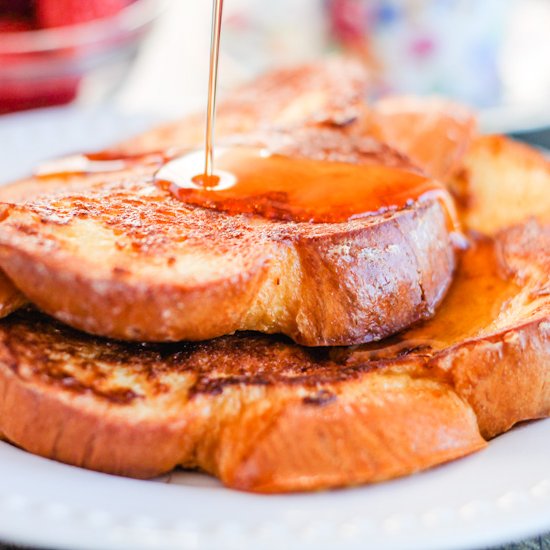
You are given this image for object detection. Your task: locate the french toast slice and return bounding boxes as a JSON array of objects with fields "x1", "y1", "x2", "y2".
[
  {"x1": 114, "y1": 57, "x2": 371, "y2": 156},
  {"x1": 0, "y1": 60, "x2": 474, "y2": 325},
  {"x1": 0, "y1": 59, "x2": 547, "y2": 493},
  {"x1": 0, "y1": 127, "x2": 457, "y2": 346},
  {"x1": 367, "y1": 96, "x2": 477, "y2": 180},
  {"x1": 113, "y1": 62, "x2": 477, "y2": 180},
  {"x1": 0, "y1": 220, "x2": 547, "y2": 492},
  {"x1": 452, "y1": 135, "x2": 550, "y2": 234}
]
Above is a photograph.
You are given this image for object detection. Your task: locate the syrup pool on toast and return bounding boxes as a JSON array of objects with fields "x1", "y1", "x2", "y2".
[
  {"x1": 35, "y1": 150, "x2": 171, "y2": 179},
  {"x1": 152, "y1": 0, "x2": 462, "y2": 236},
  {"x1": 156, "y1": 146, "x2": 462, "y2": 230}
]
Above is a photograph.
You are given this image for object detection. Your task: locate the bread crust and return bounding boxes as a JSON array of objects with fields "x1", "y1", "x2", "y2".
[
  {"x1": 0, "y1": 222, "x2": 546, "y2": 492},
  {"x1": 436, "y1": 318, "x2": 550, "y2": 439},
  {"x1": 0, "y1": 130, "x2": 456, "y2": 346},
  {"x1": 366, "y1": 96, "x2": 477, "y2": 180},
  {"x1": 0, "y1": 310, "x2": 486, "y2": 492},
  {"x1": 433, "y1": 222, "x2": 550, "y2": 438},
  {"x1": 453, "y1": 135, "x2": 550, "y2": 234}
]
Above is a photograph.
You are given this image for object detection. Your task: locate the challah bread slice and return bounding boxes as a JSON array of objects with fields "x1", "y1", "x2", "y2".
[
  {"x1": 0, "y1": 310, "x2": 484, "y2": 492},
  {"x1": 113, "y1": 63, "x2": 477, "y2": 180},
  {"x1": 0, "y1": 58, "x2": 371, "y2": 323},
  {"x1": 0, "y1": 220, "x2": 547, "y2": 492}
]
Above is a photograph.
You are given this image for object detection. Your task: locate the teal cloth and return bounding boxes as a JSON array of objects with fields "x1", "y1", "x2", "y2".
[{"x1": 492, "y1": 534, "x2": 550, "y2": 549}]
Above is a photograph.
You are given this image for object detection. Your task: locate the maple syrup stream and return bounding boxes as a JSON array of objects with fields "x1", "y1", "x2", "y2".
[
  {"x1": 35, "y1": 0, "x2": 462, "y2": 237},
  {"x1": 199, "y1": 0, "x2": 224, "y2": 187}
]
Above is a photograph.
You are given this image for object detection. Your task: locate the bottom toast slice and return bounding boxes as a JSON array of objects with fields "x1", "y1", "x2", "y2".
[{"x1": 0, "y1": 221, "x2": 547, "y2": 493}]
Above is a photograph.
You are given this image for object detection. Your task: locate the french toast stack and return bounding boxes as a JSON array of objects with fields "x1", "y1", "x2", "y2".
[{"x1": 0, "y1": 59, "x2": 547, "y2": 493}]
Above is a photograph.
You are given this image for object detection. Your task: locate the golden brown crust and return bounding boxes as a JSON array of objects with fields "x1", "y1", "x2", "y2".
[
  {"x1": 436, "y1": 319, "x2": 550, "y2": 439},
  {"x1": 362, "y1": 96, "x2": 477, "y2": 180},
  {"x1": 114, "y1": 57, "x2": 370, "y2": 156},
  {"x1": 0, "y1": 129, "x2": 456, "y2": 346},
  {"x1": 0, "y1": 309, "x2": 486, "y2": 491},
  {"x1": 453, "y1": 135, "x2": 550, "y2": 234},
  {"x1": 0, "y1": 221, "x2": 547, "y2": 491},
  {"x1": 218, "y1": 378, "x2": 484, "y2": 493},
  {"x1": 432, "y1": 222, "x2": 550, "y2": 438}
]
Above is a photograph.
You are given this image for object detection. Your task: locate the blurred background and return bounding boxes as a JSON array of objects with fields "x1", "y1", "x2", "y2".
[{"x1": 1, "y1": 0, "x2": 550, "y2": 133}]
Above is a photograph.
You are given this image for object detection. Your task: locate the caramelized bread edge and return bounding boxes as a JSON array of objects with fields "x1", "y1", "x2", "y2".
[{"x1": 0, "y1": 199, "x2": 454, "y2": 345}]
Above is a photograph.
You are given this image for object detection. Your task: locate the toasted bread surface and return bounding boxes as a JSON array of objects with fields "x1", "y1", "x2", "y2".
[
  {"x1": 114, "y1": 58, "x2": 370, "y2": 156},
  {"x1": 454, "y1": 135, "x2": 550, "y2": 234},
  {"x1": 0, "y1": 164, "x2": 156, "y2": 319},
  {"x1": 0, "y1": 128, "x2": 456, "y2": 345},
  {"x1": 0, "y1": 220, "x2": 547, "y2": 492},
  {"x1": 0, "y1": 60, "x2": 475, "y2": 335},
  {"x1": 366, "y1": 96, "x2": 477, "y2": 180},
  {"x1": 114, "y1": 67, "x2": 476, "y2": 181}
]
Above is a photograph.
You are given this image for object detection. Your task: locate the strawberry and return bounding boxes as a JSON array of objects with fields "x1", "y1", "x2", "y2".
[
  {"x1": 37, "y1": 0, "x2": 130, "y2": 28},
  {"x1": 0, "y1": 47, "x2": 79, "y2": 114},
  {"x1": 0, "y1": 74, "x2": 79, "y2": 114},
  {"x1": 0, "y1": 17, "x2": 34, "y2": 32},
  {"x1": 0, "y1": 0, "x2": 34, "y2": 19}
]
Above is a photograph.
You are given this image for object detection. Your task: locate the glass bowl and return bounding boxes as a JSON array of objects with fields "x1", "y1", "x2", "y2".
[{"x1": 0, "y1": 0, "x2": 166, "y2": 114}]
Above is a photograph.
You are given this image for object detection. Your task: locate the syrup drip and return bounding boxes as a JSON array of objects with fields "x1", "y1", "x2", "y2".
[
  {"x1": 156, "y1": 147, "x2": 462, "y2": 231},
  {"x1": 35, "y1": 151, "x2": 171, "y2": 179}
]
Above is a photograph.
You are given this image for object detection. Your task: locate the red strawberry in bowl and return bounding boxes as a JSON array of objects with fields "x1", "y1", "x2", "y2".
[
  {"x1": 0, "y1": 75, "x2": 79, "y2": 114},
  {"x1": 37, "y1": 0, "x2": 131, "y2": 28},
  {"x1": 0, "y1": 17, "x2": 34, "y2": 33},
  {"x1": 0, "y1": 0, "x2": 34, "y2": 18},
  {"x1": 0, "y1": 0, "x2": 157, "y2": 115}
]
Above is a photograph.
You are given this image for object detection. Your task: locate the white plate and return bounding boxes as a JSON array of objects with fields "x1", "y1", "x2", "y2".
[
  {"x1": 0, "y1": 107, "x2": 548, "y2": 550},
  {"x1": 0, "y1": 105, "x2": 160, "y2": 185}
]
